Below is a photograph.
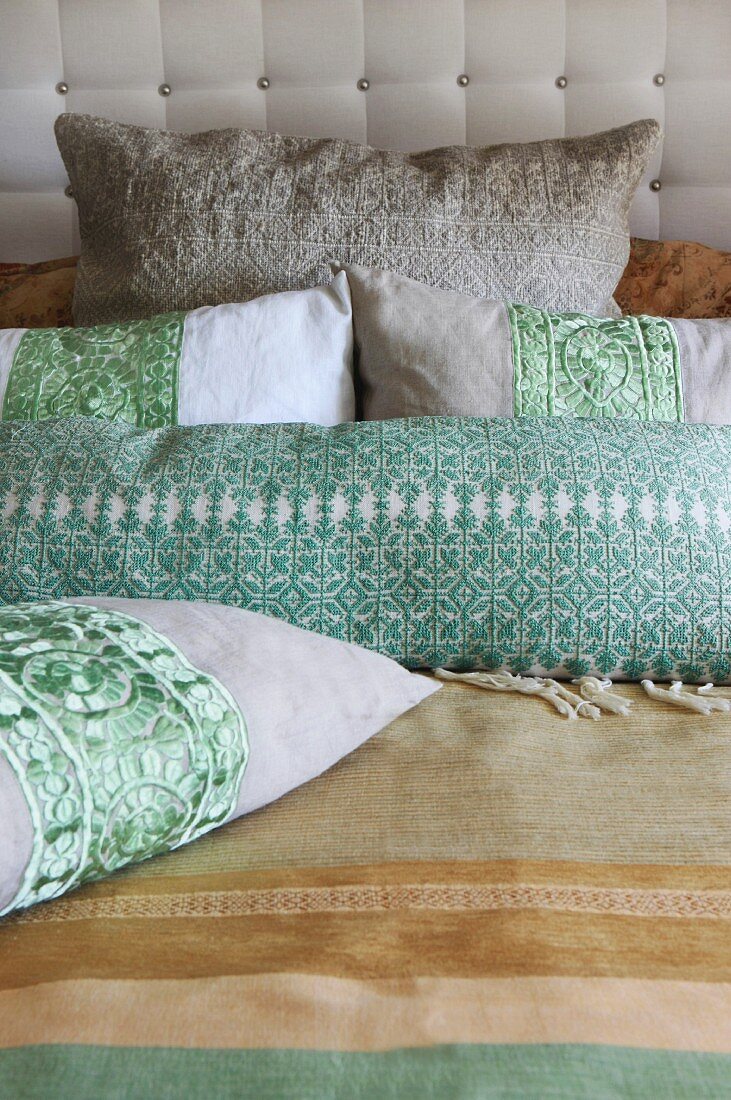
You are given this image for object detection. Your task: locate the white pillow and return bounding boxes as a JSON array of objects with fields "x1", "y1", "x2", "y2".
[
  {"x1": 0, "y1": 272, "x2": 354, "y2": 428},
  {"x1": 0, "y1": 597, "x2": 438, "y2": 916}
]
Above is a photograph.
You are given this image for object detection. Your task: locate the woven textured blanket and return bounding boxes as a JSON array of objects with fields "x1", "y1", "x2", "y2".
[{"x1": 0, "y1": 680, "x2": 729, "y2": 1098}]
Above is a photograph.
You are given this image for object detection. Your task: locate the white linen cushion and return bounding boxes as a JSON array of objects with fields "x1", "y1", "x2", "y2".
[
  {"x1": 0, "y1": 273, "x2": 354, "y2": 427},
  {"x1": 0, "y1": 597, "x2": 438, "y2": 915}
]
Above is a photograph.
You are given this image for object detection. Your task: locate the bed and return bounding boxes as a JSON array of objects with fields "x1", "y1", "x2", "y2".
[
  {"x1": 2, "y1": 681, "x2": 730, "y2": 1097},
  {"x1": 0, "y1": 3, "x2": 730, "y2": 1098}
]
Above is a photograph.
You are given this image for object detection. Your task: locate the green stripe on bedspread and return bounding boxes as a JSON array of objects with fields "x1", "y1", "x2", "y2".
[{"x1": 2, "y1": 1045, "x2": 729, "y2": 1100}]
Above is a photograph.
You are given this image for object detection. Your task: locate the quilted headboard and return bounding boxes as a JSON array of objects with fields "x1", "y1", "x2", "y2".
[{"x1": 1, "y1": 0, "x2": 730, "y2": 261}]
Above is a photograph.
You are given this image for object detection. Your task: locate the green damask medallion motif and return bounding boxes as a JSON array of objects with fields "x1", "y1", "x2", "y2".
[
  {"x1": 0, "y1": 601, "x2": 248, "y2": 916},
  {"x1": 2, "y1": 313, "x2": 185, "y2": 427},
  {"x1": 509, "y1": 304, "x2": 684, "y2": 421}
]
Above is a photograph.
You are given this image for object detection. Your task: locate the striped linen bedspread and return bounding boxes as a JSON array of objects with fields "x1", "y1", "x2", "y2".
[{"x1": 1, "y1": 680, "x2": 730, "y2": 1098}]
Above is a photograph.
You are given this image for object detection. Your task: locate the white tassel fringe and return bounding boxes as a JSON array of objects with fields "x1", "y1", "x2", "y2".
[
  {"x1": 572, "y1": 676, "x2": 633, "y2": 716},
  {"x1": 434, "y1": 669, "x2": 600, "y2": 720},
  {"x1": 641, "y1": 680, "x2": 731, "y2": 715},
  {"x1": 434, "y1": 669, "x2": 730, "y2": 720}
]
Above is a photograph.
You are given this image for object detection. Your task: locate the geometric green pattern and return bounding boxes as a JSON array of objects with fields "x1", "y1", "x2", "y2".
[
  {"x1": 0, "y1": 600, "x2": 248, "y2": 916},
  {"x1": 509, "y1": 305, "x2": 684, "y2": 421},
  {"x1": 0, "y1": 416, "x2": 729, "y2": 682},
  {"x1": 2, "y1": 313, "x2": 185, "y2": 427}
]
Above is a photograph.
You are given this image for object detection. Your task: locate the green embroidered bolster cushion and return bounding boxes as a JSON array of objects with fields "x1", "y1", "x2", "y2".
[
  {"x1": 0, "y1": 598, "x2": 435, "y2": 916},
  {"x1": 1, "y1": 415, "x2": 729, "y2": 683},
  {"x1": 337, "y1": 265, "x2": 731, "y2": 425},
  {"x1": 0, "y1": 273, "x2": 354, "y2": 428}
]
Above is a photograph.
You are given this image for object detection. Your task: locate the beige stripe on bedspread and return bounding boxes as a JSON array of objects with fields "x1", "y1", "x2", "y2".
[
  {"x1": 121, "y1": 681, "x2": 731, "y2": 877},
  {"x1": 2, "y1": 976, "x2": 730, "y2": 1053}
]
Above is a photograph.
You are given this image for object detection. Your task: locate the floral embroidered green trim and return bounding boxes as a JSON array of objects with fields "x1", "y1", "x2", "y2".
[
  {"x1": 2, "y1": 313, "x2": 185, "y2": 427},
  {"x1": 509, "y1": 304, "x2": 684, "y2": 421},
  {"x1": 0, "y1": 416, "x2": 729, "y2": 683},
  {"x1": 0, "y1": 601, "x2": 248, "y2": 916}
]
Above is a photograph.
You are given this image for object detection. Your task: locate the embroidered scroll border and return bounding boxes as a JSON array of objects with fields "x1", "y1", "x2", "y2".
[
  {"x1": 2, "y1": 313, "x2": 185, "y2": 428},
  {"x1": 509, "y1": 304, "x2": 684, "y2": 421},
  {"x1": 0, "y1": 601, "x2": 248, "y2": 916}
]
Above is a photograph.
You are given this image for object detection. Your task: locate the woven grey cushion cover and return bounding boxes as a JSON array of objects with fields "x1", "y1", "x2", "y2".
[{"x1": 56, "y1": 114, "x2": 660, "y2": 326}]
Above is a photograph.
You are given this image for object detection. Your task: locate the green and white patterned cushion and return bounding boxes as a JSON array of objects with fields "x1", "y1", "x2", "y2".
[
  {"x1": 0, "y1": 274, "x2": 354, "y2": 428},
  {"x1": 338, "y1": 264, "x2": 731, "y2": 425},
  {"x1": 1, "y1": 416, "x2": 729, "y2": 683},
  {"x1": 0, "y1": 597, "x2": 436, "y2": 917}
]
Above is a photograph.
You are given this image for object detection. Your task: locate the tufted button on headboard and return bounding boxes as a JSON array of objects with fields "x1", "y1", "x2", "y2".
[{"x1": 0, "y1": 0, "x2": 729, "y2": 261}]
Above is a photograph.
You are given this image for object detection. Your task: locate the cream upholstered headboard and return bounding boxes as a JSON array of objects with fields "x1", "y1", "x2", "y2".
[{"x1": 1, "y1": 0, "x2": 730, "y2": 262}]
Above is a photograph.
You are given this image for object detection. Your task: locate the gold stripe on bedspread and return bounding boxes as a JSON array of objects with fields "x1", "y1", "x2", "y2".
[{"x1": 2, "y1": 856, "x2": 729, "y2": 988}]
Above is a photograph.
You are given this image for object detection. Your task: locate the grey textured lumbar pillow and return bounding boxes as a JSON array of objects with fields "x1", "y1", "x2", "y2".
[
  {"x1": 55, "y1": 113, "x2": 660, "y2": 326},
  {"x1": 338, "y1": 264, "x2": 731, "y2": 425}
]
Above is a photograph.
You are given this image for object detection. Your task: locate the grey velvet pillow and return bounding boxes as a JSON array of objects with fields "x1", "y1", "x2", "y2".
[
  {"x1": 56, "y1": 113, "x2": 660, "y2": 326},
  {"x1": 338, "y1": 264, "x2": 731, "y2": 425}
]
